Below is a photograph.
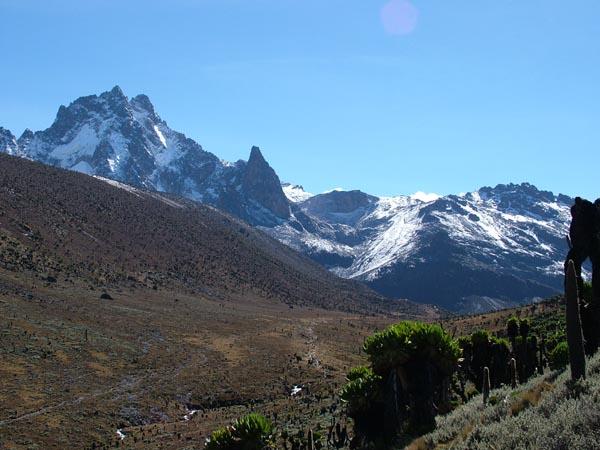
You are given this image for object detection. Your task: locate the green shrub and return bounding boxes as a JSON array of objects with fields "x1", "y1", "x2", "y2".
[
  {"x1": 205, "y1": 427, "x2": 235, "y2": 450},
  {"x1": 549, "y1": 341, "x2": 569, "y2": 371},
  {"x1": 205, "y1": 413, "x2": 274, "y2": 450},
  {"x1": 519, "y1": 318, "x2": 531, "y2": 338},
  {"x1": 507, "y1": 316, "x2": 519, "y2": 340},
  {"x1": 346, "y1": 365, "x2": 375, "y2": 381},
  {"x1": 363, "y1": 321, "x2": 461, "y2": 376},
  {"x1": 340, "y1": 366, "x2": 382, "y2": 415},
  {"x1": 471, "y1": 329, "x2": 490, "y2": 347}
]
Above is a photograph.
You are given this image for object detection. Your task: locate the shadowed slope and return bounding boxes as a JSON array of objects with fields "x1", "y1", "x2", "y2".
[{"x1": 0, "y1": 153, "x2": 425, "y2": 315}]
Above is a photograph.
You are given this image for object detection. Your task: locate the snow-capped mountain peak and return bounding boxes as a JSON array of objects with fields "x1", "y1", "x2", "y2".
[
  {"x1": 263, "y1": 182, "x2": 573, "y2": 312},
  {"x1": 0, "y1": 127, "x2": 20, "y2": 156},
  {"x1": 0, "y1": 87, "x2": 577, "y2": 313},
  {"x1": 282, "y1": 183, "x2": 314, "y2": 203},
  {"x1": 1, "y1": 86, "x2": 289, "y2": 227}
]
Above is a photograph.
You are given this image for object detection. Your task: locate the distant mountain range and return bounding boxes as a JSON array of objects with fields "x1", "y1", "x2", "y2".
[{"x1": 0, "y1": 87, "x2": 575, "y2": 312}]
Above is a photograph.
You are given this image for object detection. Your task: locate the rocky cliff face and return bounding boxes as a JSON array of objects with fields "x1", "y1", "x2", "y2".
[
  {"x1": 2, "y1": 86, "x2": 289, "y2": 226},
  {"x1": 0, "y1": 127, "x2": 20, "y2": 156}
]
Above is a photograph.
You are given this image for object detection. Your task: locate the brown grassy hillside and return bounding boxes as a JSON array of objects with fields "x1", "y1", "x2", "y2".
[
  {"x1": 0, "y1": 154, "x2": 439, "y2": 449},
  {"x1": 0, "y1": 153, "x2": 428, "y2": 315}
]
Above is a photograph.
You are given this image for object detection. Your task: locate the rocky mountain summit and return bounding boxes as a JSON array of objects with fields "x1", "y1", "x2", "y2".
[
  {"x1": 4, "y1": 86, "x2": 289, "y2": 226},
  {"x1": 1, "y1": 87, "x2": 575, "y2": 312}
]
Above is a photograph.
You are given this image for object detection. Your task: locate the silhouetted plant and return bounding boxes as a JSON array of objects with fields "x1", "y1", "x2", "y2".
[
  {"x1": 342, "y1": 321, "x2": 460, "y2": 443},
  {"x1": 548, "y1": 341, "x2": 569, "y2": 371},
  {"x1": 482, "y1": 367, "x2": 490, "y2": 405},
  {"x1": 565, "y1": 260, "x2": 586, "y2": 380}
]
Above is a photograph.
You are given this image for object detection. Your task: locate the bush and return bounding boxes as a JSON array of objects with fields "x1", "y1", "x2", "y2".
[
  {"x1": 549, "y1": 341, "x2": 569, "y2": 371},
  {"x1": 340, "y1": 366, "x2": 382, "y2": 415},
  {"x1": 363, "y1": 321, "x2": 461, "y2": 376},
  {"x1": 342, "y1": 321, "x2": 460, "y2": 441},
  {"x1": 205, "y1": 413, "x2": 274, "y2": 450},
  {"x1": 205, "y1": 427, "x2": 235, "y2": 450},
  {"x1": 506, "y1": 316, "x2": 519, "y2": 340}
]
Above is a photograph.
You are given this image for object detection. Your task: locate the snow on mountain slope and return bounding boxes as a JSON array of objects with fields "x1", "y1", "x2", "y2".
[
  {"x1": 262, "y1": 183, "x2": 573, "y2": 311},
  {"x1": 2, "y1": 86, "x2": 290, "y2": 227},
  {"x1": 282, "y1": 183, "x2": 314, "y2": 203},
  {"x1": 0, "y1": 127, "x2": 21, "y2": 156},
  {"x1": 0, "y1": 86, "x2": 578, "y2": 312}
]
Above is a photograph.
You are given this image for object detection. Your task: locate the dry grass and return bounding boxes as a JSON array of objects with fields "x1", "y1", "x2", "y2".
[{"x1": 0, "y1": 266, "x2": 403, "y2": 449}]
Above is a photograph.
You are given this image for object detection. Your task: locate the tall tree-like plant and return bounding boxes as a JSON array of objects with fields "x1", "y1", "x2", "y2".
[
  {"x1": 361, "y1": 321, "x2": 460, "y2": 434},
  {"x1": 565, "y1": 260, "x2": 586, "y2": 381},
  {"x1": 506, "y1": 317, "x2": 519, "y2": 351}
]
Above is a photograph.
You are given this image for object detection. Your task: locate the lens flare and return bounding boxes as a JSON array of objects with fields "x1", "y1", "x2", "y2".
[{"x1": 381, "y1": 0, "x2": 419, "y2": 36}]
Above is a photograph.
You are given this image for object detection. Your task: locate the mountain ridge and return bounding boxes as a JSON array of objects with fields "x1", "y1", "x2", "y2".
[
  {"x1": 0, "y1": 86, "x2": 576, "y2": 312},
  {"x1": 0, "y1": 152, "x2": 429, "y2": 315}
]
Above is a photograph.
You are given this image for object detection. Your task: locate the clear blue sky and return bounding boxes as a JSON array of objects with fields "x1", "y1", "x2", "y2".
[{"x1": 1, "y1": 0, "x2": 599, "y2": 199}]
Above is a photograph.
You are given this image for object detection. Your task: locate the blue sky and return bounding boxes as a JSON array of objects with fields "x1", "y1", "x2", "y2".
[{"x1": 1, "y1": 0, "x2": 599, "y2": 199}]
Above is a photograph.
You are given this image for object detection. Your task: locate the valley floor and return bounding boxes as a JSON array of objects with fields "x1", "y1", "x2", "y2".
[{"x1": 0, "y1": 268, "x2": 409, "y2": 449}]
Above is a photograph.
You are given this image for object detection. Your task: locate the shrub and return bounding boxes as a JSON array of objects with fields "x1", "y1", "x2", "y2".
[
  {"x1": 343, "y1": 321, "x2": 460, "y2": 441},
  {"x1": 205, "y1": 413, "x2": 274, "y2": 450},
  {"x1": 363, "y1": 321, "x2": 461, "y2": 376},
  {"x1": 549, "y1": 341, "x2": 569, "y2": 371},
  {"x1": 205, "y1": 427, "x2": 235, "y2": 450},
  {"x1": 506, "y1": 317, "x2": 519, "y2": 342},
  {"x1": 519, "y1": 318, "x2": 531, "y2": 338},
  {"x1": 340, "y1": 366, "x2": 382, "y2": 415}
]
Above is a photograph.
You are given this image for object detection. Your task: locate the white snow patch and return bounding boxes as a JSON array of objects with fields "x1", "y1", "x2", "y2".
[
  {"x1": 144, "y1": 191, "x2": 186, "y2": 209},
  {"x1": 291, "y1": 386, "x2": 302, "y2": 396},
  {"x1": 346, "y1": 200, "x2": 422, "y2": 279},
  {"x1": 93, "y1": 176, "x2": 142, "y2": 197},
  {"x1": 154, "y1": 125, "x2": 167, "y2": 148},
  {"x1": 184, "y1": 409, "x2": 198, "y2": 421},
  {"x1": 49, "y1": 124, "x2": 99, "y2": 166},
  {"x1": 411, "y1": 191, "x2": 440, "y2": 202},
  {"x1": 116, "y1": 429, "x2": 126, "y2": 440},
  {"x1": 282, "y1": 183, "x2": 313, "y2": 203}
]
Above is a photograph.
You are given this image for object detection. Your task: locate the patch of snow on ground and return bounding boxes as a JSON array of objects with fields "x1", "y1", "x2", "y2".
[
  {"x1": 144, "y1": 191, "x2": 186, "y2": 209},
  {"x1": 291, "y1": 386, "x2": 302, "y2": 396},
  {"x1": 184, "y1": 409, "x2": 198, "y2": 421},
  {"x1": 93, "y1": 176, "x2": 142, "y2": 197}
]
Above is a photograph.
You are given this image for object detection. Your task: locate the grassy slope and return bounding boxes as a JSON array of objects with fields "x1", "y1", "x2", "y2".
[
  {"x1": 403, "y1": 295, "x2": 599, "y2": 450},
  {"x1": 409, "y1": 351, "x2": 600, "y2": 450}
]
